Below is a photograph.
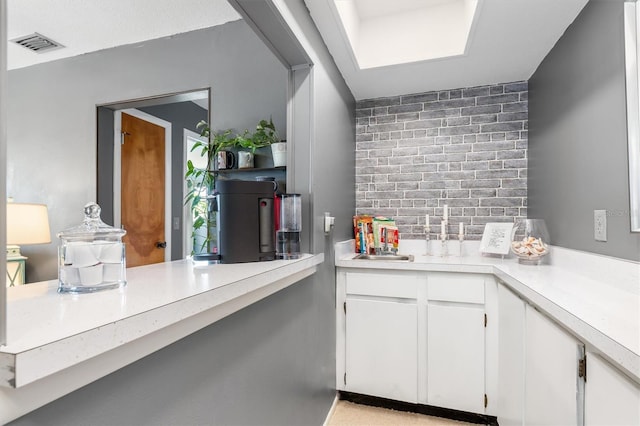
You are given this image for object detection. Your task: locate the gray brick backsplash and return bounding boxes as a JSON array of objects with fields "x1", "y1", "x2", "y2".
[
  {"x1": 505, "y1": 82, "x2": 528, "y2": 92},
  {"x1": 476, "y1": 169, "x2": 519, "y2": 179},
  {"x1": 373, "y1": 107, "x2": 388, "y2": 116},
  {"x1": 388, "y1": 156, "x2": 415, "y2": 166},
  {"x1": 388, "y1": 172, "x2": 422, "y2": 182},
  {"x1": 466, "y1": 151, "x2": 496, "y2": 161},
  {"x1": 420, "y1": 109, "x2": 461, "y2": 119},
  {"x1": 439, "y1": 125, "x2": 480, "y2": 136},
  {"x1": 368, "y1": 123, "x2": 404, "y2": 133},
  {"x1": 356, "y1": 81, "x2": 528, "y2": 239},
  {"x1": 480, "y1": 122, "x2": 524, "y2": 133},
  {"x1": 397, "y1": 112, "x2": 420, "y2": 122},
  {"x1": 359, "y1": 97, "x2": 401, "y2": 109},
  {"x1": 477, "y1": 93, "x2": 520, "y2": 105},
  {"x1": 471, "y1": 114, "x2": 498, "y2": 124},
  {"x1": 446, "y1": 116, "x2": 471, "y2": 126},
  {"x1": 376, "y1": 115, "x2": 397, "y2": 124},
  {"x1": 389, "y1": 103, "x2": 423, "y2": 114},
  {"x1": 402, "y1": 92, "x2": 439, "y2": 104},
  {"x1": 503, "y1": 102, "x2": 528, "y2": 112},
  {"x1": 489, "y1": 161, "x2": 504, "y2": 170},
  {"x1": 405, "y1": 119, "x2": 443, "y2": 130},
  {"x1": 473, "y1": 140, "x2": 516, "y2": 152},
  {"x1": 444, "y1": 144, "x2": 472, "y2": 153},
  {"x1": 462, "y1": 86, "x2": 491, "y2": 97},
  {"x1": 498, "y1": 112, "x2": 528, "y2": 122}
]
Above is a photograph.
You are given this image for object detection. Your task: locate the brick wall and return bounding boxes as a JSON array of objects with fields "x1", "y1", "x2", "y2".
[{"x1": 355, "y1": 81, "x2": 528, "y2": 239}]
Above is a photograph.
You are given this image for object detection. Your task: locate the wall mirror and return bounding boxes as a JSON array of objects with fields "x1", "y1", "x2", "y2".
[{"x1": 624, "y1": 1, "x2": 640, "y2": 232}]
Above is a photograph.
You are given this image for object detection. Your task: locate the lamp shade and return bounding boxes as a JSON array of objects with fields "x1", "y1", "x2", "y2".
[{"x1": 7, "y1": 203, "x2": 51, "y2": 245}]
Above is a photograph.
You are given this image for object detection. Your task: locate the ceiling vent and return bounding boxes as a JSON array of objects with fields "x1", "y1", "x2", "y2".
[{"x1": 10, "y1": 33, "x2": 64, "y2": 53}]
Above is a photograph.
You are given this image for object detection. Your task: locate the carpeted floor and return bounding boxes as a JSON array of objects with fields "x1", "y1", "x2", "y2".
[{"x1": 327, "y1": 400, "x2": 477, "y2": 426}]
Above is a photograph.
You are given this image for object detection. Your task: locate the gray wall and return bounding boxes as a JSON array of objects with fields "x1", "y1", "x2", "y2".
[
  {"x1": 97, "y1": 101, "x2": 210, "y2": 260},
  {"x1": 528, "y1": 0, "x2": 640, "y2": 261},
  {"x1": 355, "y1": 82, "x2": 528, "y2": 239},
  {"x1": 9, "y1": 276, "x2": 328, "y2": 426},
  {"x1": 7, "y1": 21, "x2": 287, "y2": 282},
  {"x1": 1, "y1": 0, "x2": 7, "y2": 344},
  {"x1": 8, "y1": 1, "x2": 355, "y2": 423}
]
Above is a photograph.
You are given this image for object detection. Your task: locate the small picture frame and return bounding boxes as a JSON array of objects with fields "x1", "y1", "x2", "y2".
[{"x1": 479, "y1": 222, "x2": 515, "y2": 256}]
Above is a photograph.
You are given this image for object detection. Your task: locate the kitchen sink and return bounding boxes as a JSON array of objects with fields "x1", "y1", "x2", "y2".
[{"x1": 353, "y1": 253, "x2": 414, "y2": 261}]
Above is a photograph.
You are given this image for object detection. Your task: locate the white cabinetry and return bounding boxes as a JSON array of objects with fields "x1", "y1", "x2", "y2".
[
  {"x1": 525, "y1": 305, "x2": 584, "y2": 426},
  {"x1": 345, "y1": 298, "x2": 417, "y2": 402},
  {"x1": 342, "y1": 270, "x2": 420, "y2": 402},
  {"x1": 497, "y1": 283, "x2": 526, "y2": 426},
  {"x1": 585, "y1": 352, "x2": 640, "y2": 425},
  {"x1": 336, "y1": 268, "x2": 496, "y2": 416},
  {"x1": 498, "y1": 282, "x2": 585, "y2": 426},
  {"x1": 426, "y1": 273, "x2": 488, "y2": 414}
]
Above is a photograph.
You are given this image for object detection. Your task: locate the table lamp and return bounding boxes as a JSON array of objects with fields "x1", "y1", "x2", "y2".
[{"x1": 6, "y1": 202, "x2": 51, "y2": 286}]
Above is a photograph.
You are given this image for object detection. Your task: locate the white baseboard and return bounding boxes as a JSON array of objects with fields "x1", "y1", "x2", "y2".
[{"x1": 322, "y1": 393, "x2": 339, "y2": 426}]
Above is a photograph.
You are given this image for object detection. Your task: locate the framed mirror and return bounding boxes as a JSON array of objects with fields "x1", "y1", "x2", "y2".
[{"x1": 624, "y1": 1, "x2": 640, "y2": 232}]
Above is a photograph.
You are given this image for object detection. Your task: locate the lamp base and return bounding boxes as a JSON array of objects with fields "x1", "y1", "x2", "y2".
[{"x1": 6, "y1": 245, "x2": 25, "y2": 259}]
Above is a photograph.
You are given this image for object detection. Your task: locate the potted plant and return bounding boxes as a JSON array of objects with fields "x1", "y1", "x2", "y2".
[
  {"x1": 232, "y1": 118, "x2": 280, "y2": 168},
  {"x1": 184, "y1": 120, "x2": 234, "y2": 261}
]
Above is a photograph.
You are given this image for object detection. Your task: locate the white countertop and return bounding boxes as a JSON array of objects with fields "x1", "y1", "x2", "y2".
[
  {"x1": 336, "y1": 240, "x2": 640, "y2": 383},
  {"x1": 0, "y1": 254, "x2": 323, "y2": 388}
]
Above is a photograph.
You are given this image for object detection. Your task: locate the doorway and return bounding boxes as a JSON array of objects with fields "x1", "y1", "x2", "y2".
[
  {"x1": 114, "y1": 109, "x2": 172, "y2": 266},
  {"x1": 183, "y1": 128, "x2": 208, "y2": 258},
  {"x1": 96, "y1": 88, "x2": 210, "y2": 262}
]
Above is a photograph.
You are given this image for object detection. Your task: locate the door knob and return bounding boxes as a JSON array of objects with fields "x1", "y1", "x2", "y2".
[{"x1": 156, "y1": 241, "x2": 167, "y2": 249}]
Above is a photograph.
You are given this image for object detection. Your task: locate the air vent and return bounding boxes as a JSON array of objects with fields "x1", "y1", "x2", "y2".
[{"x1": 10, "y1": 33, "x2": 64, "y2": 53}]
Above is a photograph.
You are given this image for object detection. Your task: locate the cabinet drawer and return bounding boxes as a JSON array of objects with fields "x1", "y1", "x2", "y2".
[
  {"x1": 427, "y1": 273, "x2": 485, "y2": 304},
  {"x1": 346, "y1": 271, "x2": 419, "y2": 299}
]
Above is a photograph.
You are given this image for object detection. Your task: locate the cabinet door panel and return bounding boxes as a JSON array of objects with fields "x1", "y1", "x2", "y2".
[
  {"x1": 525, "y1": 305, "x2": 581, "y2": 426},
  {"x1": 427, "y1": 273, "x2": 485, "y2": 304},
  {"x1": 346, "y1": 271, "x2": 418, "y2": 299},
  {"x1": 585, "y1": 353, "x2": 640, "y2": 425},
  {"x1": 427, "y1": 303, "x2": 485, "y2": 413},
  {"x1": 345, "y1": 298, "x2": 418, "y2": 402},
  {"x1": 497, "y1": 284, "x2": 525, "y2": 426}
]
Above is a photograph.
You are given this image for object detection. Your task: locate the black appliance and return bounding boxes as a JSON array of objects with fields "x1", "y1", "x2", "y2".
[{"x1": 215, "y1": 180, "x2": 275, "y2": 263}]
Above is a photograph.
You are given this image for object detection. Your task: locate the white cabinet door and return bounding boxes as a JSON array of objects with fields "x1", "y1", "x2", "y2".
[
  {"x1": 497, "y1": 283, "x2": 525, "y2": 426},
  {"x1": 525, "y1": 305, "x2": 582, "y2": 426},
  {"x1": 585, "y1": 352, "x2": 640, "y2": 425},
  {"x1": 345, "y1": 298, "x2": 418, "y2": 403},
  {"x1": 427, "y1": 303, "x2": 485, "y2": 413}
]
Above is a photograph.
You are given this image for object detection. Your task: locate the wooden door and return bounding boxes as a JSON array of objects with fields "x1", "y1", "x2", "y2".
[{"x1": 121, "y1": 112, "x2": 165, "y2": 267}]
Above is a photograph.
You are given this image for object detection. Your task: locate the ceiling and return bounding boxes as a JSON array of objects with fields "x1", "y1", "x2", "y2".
[
  {"x1": 6, "y1": 0, "x2": 241, "y2": 70},
  {"x1": 6, "y1": 0, "x2": 589, "y2": 101},
  {"x1": 305, "y1": 0, "x2": 589, "y2": 100}
]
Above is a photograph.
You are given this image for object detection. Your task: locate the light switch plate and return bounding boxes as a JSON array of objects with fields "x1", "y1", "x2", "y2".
[{"x1": 594, "y1": 210, "x2": 607, "y2": 242}]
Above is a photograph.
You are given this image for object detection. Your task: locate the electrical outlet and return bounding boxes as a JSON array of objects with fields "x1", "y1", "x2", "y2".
[{"x1": 594, "y1": 210, "x2": 607, "y2": 242}]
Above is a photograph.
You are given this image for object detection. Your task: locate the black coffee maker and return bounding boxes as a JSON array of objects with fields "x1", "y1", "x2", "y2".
[{"x1": 215, "y1": 180, "x2": 275, "y2": 263}]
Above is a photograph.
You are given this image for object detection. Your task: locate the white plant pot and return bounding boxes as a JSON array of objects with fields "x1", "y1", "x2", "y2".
[{"x1": 271, "y1": 142, "x2": 287, "y2": 167}]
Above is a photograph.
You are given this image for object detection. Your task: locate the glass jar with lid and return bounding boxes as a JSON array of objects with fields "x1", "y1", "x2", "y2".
[{"x1": 57, "y1": 202, "x2": 126, "y2": 293}]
